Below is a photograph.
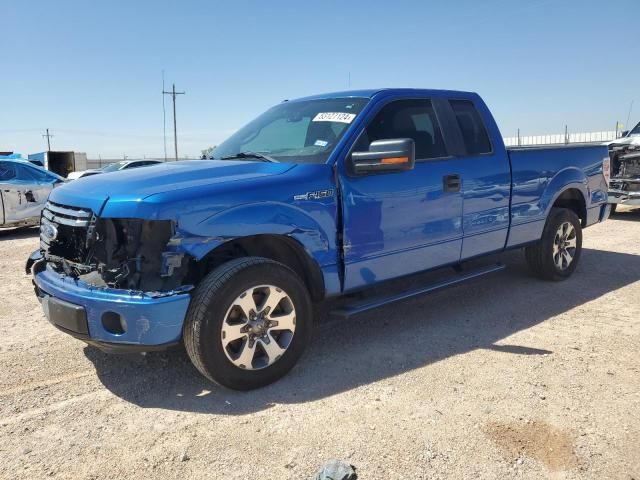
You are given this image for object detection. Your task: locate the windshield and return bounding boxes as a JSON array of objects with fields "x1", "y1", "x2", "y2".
[
  {"x1": 211, "y1": 98, "x2": 369, "y2": 164},
  {"x1": 101, "y1": 161, "x2": 128, "y2": 172},
  {"x1": 628, "y1": 121, "x2": 640, "y2": 136}
]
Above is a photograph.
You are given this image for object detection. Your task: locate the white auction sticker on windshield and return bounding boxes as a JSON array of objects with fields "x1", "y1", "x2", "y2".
[{"x1": 312, "y1": 112, "x2": 356, "y2": 123}]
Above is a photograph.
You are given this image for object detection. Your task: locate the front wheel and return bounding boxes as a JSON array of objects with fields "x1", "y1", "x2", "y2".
[
  {"x1": 183, "y1": 257, "x2": 313, "y2": 390},
  {"x1": 524, "y1": 207, "x2": 583, "y2": 281}
]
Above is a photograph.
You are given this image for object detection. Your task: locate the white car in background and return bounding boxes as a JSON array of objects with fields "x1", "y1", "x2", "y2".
[
  {"x1": 67, "y1": 159, "x2": 162, "y2": 180},
  {"x1": 0, "y1": 159, "x2": 64, "y2": 228}
]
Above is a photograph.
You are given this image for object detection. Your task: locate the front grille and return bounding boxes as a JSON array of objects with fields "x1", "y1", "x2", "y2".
[
  {"x1": 42, "y1": 201, "x2": 92, "y2": 227},
  {"x1": 40, "y1": 201, "x2": 94, "y2": 262}
]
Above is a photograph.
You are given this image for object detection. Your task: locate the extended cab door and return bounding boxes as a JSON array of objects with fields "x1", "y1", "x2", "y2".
[
  {"x1": 441, "y1": 97, "x2": 511, "y2": 259},
  {"x1": 338, "y1": 97, "x2": 464, "y2": 290}
]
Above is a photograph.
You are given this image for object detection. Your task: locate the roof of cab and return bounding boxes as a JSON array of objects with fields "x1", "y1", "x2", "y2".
[{"x1": 288, "y1": 88, "x2": 477, "y2": 102}]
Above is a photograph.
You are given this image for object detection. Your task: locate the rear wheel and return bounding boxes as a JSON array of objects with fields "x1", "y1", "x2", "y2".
[
  {"x1": 525, "y1": 208, "x2": 582, "y2": 281},
  {"x1": 183, "y1": 257, "x2": 313, "y2": 390},
  {"x1": 609, "y1": 203, "x2": 617, "y2": 215}
]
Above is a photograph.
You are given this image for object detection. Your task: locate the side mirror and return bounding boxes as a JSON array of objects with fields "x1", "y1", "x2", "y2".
[{"x1": 351, "y1": 138, "x2": 415, "y2": 175}]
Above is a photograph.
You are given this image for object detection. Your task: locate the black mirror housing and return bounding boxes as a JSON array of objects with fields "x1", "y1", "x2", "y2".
[{"x1": 350, "y1": 138, "x2": 415, "y2": 175}]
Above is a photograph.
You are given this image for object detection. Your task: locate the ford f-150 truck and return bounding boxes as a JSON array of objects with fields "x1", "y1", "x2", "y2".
[{"x1": 28, "y1": 89, "x2": 611, "y2": 390}]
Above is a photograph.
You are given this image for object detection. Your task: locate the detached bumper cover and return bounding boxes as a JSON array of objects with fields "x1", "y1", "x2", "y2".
[{"x1": 33, "y1": 263, "x2": 190, "y2": 348}]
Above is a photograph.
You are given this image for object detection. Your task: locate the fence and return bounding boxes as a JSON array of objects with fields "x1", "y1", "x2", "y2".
[
  {"x1": 503, "y1": 130, "x2": 621, "y2": 147},
  {"x1": 84, "y1": 130, "x2": 623, "y2": 166}
]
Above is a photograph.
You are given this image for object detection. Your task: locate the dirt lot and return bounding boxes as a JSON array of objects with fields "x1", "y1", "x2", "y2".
[{"x1": 1, "y1": 209, "x2": 638, "y2": 480}]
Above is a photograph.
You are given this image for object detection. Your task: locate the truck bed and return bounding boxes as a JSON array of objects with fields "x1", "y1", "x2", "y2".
[{"x1": 506, "y1": 143, "x2": 609, "y2": 248}]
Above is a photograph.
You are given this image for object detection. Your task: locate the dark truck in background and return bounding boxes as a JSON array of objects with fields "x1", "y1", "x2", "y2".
[{"x1": 28, "y1": 88, "x2": 611, "y2": 390}]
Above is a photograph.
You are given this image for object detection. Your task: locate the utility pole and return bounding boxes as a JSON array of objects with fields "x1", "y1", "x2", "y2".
[
  {"x1": 162, "y1": 83, "x2": 185, "y2": 161},
  {"x1": 42, "y1": 128, "x2": 54, "y2": 151},
  {"x1": 162, "y1": 70, "x2": 167, "y2": 161}
]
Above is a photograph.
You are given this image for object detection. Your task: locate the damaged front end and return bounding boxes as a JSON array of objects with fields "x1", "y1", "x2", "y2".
[
  {"x1": 608, "y1": 150, "x2": 640, "y2": 206},
  {"x1": 40, "y1": 201, "x2": 194, "y2": 296}
]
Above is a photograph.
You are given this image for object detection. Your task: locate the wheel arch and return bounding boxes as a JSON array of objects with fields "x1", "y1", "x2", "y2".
[
  {"x1": 193, "y1": 234, "x2": 326, "y2": 301},
  {"x1": 550, "y1": 187, "x2": 587, "y2": 227},
  {"x1": 542, "y1": 167, "x2": 589, "y2": 227}
]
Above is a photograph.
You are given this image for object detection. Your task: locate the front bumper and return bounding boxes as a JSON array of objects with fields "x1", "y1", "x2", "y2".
[
  {"x1": 32, "y1": 256, "x2": 191, "y2": 352},
  {"x1": 608, "y1": 189, "x2": 640, "y2": 206}
]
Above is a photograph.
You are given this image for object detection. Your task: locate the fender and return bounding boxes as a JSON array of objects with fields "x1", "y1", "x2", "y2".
[{"x1": 172, "y1": 201, "x2": 338, "y2": 269}]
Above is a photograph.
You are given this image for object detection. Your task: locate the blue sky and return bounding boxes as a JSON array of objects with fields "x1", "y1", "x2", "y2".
[{"x1": 2, "y1": 0, "x2": 638, "y2": 158}]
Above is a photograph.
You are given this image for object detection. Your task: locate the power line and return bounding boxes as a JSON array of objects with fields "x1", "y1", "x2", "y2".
[
  {"x1": 162, "y1": 83, "x2": 185, "y2": 161},
  {"x1": 42, "y1": 128, "x2": 54, "y2": 151}
]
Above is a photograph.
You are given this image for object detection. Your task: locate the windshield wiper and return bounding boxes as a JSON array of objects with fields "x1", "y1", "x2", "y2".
[{"x1": 220, "y1": 151, "x2": 278, "y2": 163}]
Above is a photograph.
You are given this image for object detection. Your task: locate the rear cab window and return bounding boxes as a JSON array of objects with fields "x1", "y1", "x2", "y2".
[{"x1": 449, "y1": 99, "x2": 492, "y2": 155}]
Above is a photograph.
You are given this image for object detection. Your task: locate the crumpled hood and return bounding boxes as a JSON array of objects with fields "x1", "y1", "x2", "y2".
[
  {"x1": 49, "y1": 160, "x2": 295, "y2": 214},
  {"x1": 606, "y1": 135, "x2": 640, "y2": 147}
]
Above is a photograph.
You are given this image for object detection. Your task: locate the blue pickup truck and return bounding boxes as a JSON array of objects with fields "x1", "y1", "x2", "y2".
[{"x1": 29, "y1": 89, "x2": 610, "y2": 389}]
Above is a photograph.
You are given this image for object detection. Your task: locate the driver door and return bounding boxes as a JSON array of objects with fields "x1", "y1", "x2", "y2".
[{"x1": 338, "y1": 98, "x2": 464, "y2": 290}]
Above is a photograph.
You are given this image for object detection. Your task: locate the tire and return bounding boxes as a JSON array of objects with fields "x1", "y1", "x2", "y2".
[
  {"x1": 609, "y1": 203, "x2": 617, "y2": 216},
  {"x1": 524, "y1": 207, "x2": 583, "y2": 281},
  {"x1": 183, "y1": 257, "x2": 313, "y2": 390}
]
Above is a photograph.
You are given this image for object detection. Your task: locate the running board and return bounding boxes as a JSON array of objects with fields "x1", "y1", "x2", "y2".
[{"x1": 330, "y1": 263, "x2": 505, "y2": 320}]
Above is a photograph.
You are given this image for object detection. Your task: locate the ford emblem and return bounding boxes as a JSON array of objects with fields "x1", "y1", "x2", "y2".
[{"x1": 42, "y1": 223, "x2": 58, "y2": 241}]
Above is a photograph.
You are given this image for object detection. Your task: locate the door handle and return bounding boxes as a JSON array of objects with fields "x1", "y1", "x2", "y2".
[{"x1": 443, "y1": 174, "x2": 461, "y2": 192}]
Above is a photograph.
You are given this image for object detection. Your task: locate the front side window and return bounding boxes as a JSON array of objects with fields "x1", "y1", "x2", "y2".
[
  {"x1": 354, "y1": 99, "x2": 447, "y2": 160},
  {"x1": 22, "y1": 165, "x2": 54, "y2": 182},
  {"x1": 14, "y1": 165, "x2": 39, "y2": 181},
  {"x1": 449, "y1": 100, "x2": 492, "y2": 155},
  {"x1": 212, "y1": 98, "x2": 369, "y2": 164}
]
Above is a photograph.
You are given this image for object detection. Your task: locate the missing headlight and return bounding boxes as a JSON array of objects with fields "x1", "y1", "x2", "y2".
[{"x1": 44, "y1": 217, "x2": 191, "y2": 292}]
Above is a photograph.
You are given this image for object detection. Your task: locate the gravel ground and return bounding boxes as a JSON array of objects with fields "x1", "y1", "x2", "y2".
[{"x1": 0, "y1": 208, "x2": 638, "y2": 479}]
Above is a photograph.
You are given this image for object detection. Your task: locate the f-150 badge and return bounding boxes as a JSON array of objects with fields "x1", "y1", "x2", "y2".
[{"x1": 293, "y1": 189, "x2": 334, "y2": 201}]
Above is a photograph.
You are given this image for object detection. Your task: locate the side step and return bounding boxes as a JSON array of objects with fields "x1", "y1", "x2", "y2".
[{"x1": 330, "y1": 263, "x2": 505, "y2": 320}]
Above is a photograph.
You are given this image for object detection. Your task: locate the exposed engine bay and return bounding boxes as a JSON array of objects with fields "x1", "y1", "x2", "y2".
[
  {"x1": 40, "y1": 201, "x2": 192, "y2": 293},
  {"x1": 609, "y1": 145, "x2": 640, "y2": 195}
]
